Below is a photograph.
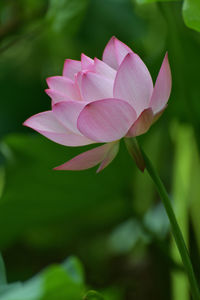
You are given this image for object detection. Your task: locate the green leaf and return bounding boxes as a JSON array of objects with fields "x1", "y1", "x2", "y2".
[
  {"x1": 133, "y1": 0, "x2": 200, "y2": 33},
  {"x1": 83, "y1": 290, "x2": 105, "y2": 300},
  {"x1": 62, "y1": 256, "x2": 84, "y2": 285},
  {"x1": 0, "y1": 256, "x2": 85, "y2": 300},
  {"x1": 0, "y1": 283, "x2": 22, "y2": 297},
  {"x1": 183, "y1": 0, "x2": 200, "y2": 32}
]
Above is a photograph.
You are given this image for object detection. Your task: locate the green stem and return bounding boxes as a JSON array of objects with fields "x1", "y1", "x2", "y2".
[{"x1": 142, "y1": 149, "x2": 200, "y2": 300}]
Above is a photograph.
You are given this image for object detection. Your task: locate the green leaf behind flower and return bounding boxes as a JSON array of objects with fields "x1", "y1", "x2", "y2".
[
  {"x1": 0, "y1": 256, "x2": 84, "y2": 300},
  {"x1": 183, "y1": 0, "x2": 200, "y2": 32}
]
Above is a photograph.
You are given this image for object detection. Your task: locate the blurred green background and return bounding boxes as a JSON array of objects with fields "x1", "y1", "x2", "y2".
[{"x1": 0, "y1": 0, "x2": 200, "y2": 299}]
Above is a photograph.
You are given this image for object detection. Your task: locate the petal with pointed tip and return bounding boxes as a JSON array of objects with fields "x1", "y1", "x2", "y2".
[
  {"x1": 23, "y1": 111, "x2": 93, "y2": 146},
  {"x1": 102, "y1": 36, "x2": 133, "y2": 70},
  {"x1": 81, "y1": 54, "x2": 94, "y2": 71},
  {"x1": 150, "y1": 53, "x2": 172, "y2": 113},
  {"x1": 63, "y1": 59, "x2": 81, "y2": 80},
  {"x1": 127, "y1": 108, "x2": 154, "y2": 137},
  {"x1": 97, "y1": 142, "x2": 119, "y2": 172},
  {"x1": 47, "y1": 76, "x2": 81, "y2": 101},
  {"x1": 114, "y1": 53, "x2": 153, "y2": 115},
  {"x1": 54, "y1": 142, "x2": 117, "y2": 171},
  {"x1": 45, "y1": 89, "x2": 71, "y2": 104},
  {"x1": 81, "y1": 72, "x2": 113, "y2": 102},
  {"x1": 78, "y1": 98, "x2": 137, "y2": 143},
  {"x1": 53, "y1": 101, "x2": 86, "y2": 134},
  {"x1": 93, "y1": 58, "x2": 116, "y2": 80}
]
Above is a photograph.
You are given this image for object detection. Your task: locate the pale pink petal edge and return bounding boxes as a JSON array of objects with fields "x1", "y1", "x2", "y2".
[{"x1": 54, "y1": 143, "x2": 118, "y2": 171}]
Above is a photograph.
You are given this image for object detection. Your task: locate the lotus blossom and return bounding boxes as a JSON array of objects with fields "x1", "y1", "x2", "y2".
[{"x1": 24, "y1": 37, "x2": 171, "y2": 172}]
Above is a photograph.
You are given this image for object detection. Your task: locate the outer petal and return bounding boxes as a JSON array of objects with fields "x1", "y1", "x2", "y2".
[
  {"x1": 102, "y1": 36, "x2": 133, "y2": 70},
  {"x1": 97, "y1": 141, "x2": 119, "y2": 173},
  {"x1": 77, "y1": 98, "x2": 137, "y2": 143},
  {"x1": 149, "y1": 53, "x2": 172, "y2": 113},
  {"x1": 23, "y1": 111, "x2": 93, "y2": 146},
  {"x1": 62, "y1": 59, "x2": 81, "y2": 80},
  {"x1": 113, "y1": 53, "x2": 153, "y2": 116},
  {"x1": 126, "y1": 108, "x2": 154, "y2": 137},
  {"x1": 93, "y1": 58, "x2": 116, "y2": 80},
  {"x1": 81, "y1": 72, "x2": 113, "y2": 102},
  {"x1": 81, "y1": 54, "x2": 94, "y2": 71},
  {"x1": 47, "y1": 76, "x2": 81, "y2": 101},
  {"x1": 54, "y1": 142, "x2": 118, "y2": 171},
  {"x1": 45, "y1": 89, "x2": 71, "y2": 104},
  {"x1": 52, "y1": 101, "x2": 86, "y2": 134}
]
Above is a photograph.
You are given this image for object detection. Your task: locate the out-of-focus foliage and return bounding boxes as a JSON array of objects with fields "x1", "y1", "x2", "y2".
[
  {"x1": 134, "y1": 0, "x2": 175, "y2": 4},
  {"x1": 170, "y1": 123, "x2": 191, "y2": 300},
  {"x1": 133, "y1": 0, "x2": 200, "y2": 32},
  {"x1": 0, "y1": 253, "x2": 7, "y2": 285},
  {"x1": 47, "y1": 0, "x2": 90, "y2": 34},
  {"x1": 0, "y1": 256, "x2": 85, "y2": 300},
  {"x1": 183, "y1": 0, "x2": 200, "y2": 32},
  {"x1": 0, "y1": 134, "x2": 133, "y2": 248},
  {"x1": 83, "y1": 290, "x2": 105, "y2": 300},
  {"x1": 0, "y1": 0, "x2": 200, "y2": 299}
]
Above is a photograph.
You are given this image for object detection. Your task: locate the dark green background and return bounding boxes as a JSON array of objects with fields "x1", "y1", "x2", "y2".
[{"x1": 0, "y1": 0, "x2": 200, "y2": 299}]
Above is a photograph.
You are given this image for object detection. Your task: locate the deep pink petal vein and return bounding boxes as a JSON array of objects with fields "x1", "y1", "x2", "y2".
[{"x1": 24, "y1": 37, "x2": 172, "y2": 172}]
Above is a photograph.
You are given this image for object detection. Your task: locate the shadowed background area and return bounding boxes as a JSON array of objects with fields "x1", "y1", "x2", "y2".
[{"x1": 0, "y1": 0, "x2": 200, "y2": 299}]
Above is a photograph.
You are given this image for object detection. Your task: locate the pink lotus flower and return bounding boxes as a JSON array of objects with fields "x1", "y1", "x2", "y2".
[{"x1": 24, "y1": 37, "x2": 171, "y2": 172}]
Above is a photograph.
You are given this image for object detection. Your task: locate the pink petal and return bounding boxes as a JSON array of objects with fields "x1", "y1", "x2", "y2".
[
  {"x1": 54, "y1": 142, "x2": 118, "y2": 171},
  {"x1": 74, "y1": 71, "x2": 82, "y2": 90},
  {"x1": 52, "y1": 101, "x2": 86, "y2": 134},
  {"x1": 45, "y1": 89, "x2": 71, "y2": 104},
  {"x1": 81, "y1": 72, "x2": 113, "y2": 102},
  {"x1": 47, "y1": 76, "x2": 81, "y2": 101},
  {"x1": 62, "y1": 59, "x2": 81, "y2": 80},
  {"x1": 102, "y1": 36, "x2": 133, "y2": 70},
  {"x1": 114, "y1": 53, "x2": 153, "y2": 116},
  {"x1": 81, "y1": 54, "x2": 94, "y2": 71},
  {"x1": 77, "y1": 98, "x2": 137, "y2": 143},
  {"x1": 126, "y1": 108, "x2": 154, "y2": 137},
  {"x1": 97, "y1": 141, "x2": 119, "y2": 172},
  {"x1": 74, "y1": 71, "x2": 86, "y2": 100},
  {"x1": 23, "y1": 111, "x2": 93, "y2": 146},
  {"x1": 93, "y1": 58, "x2": 116, "y2": 80},
  {"x1": 149, "y1": 53, "x2": 172, "y2": 113}
]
